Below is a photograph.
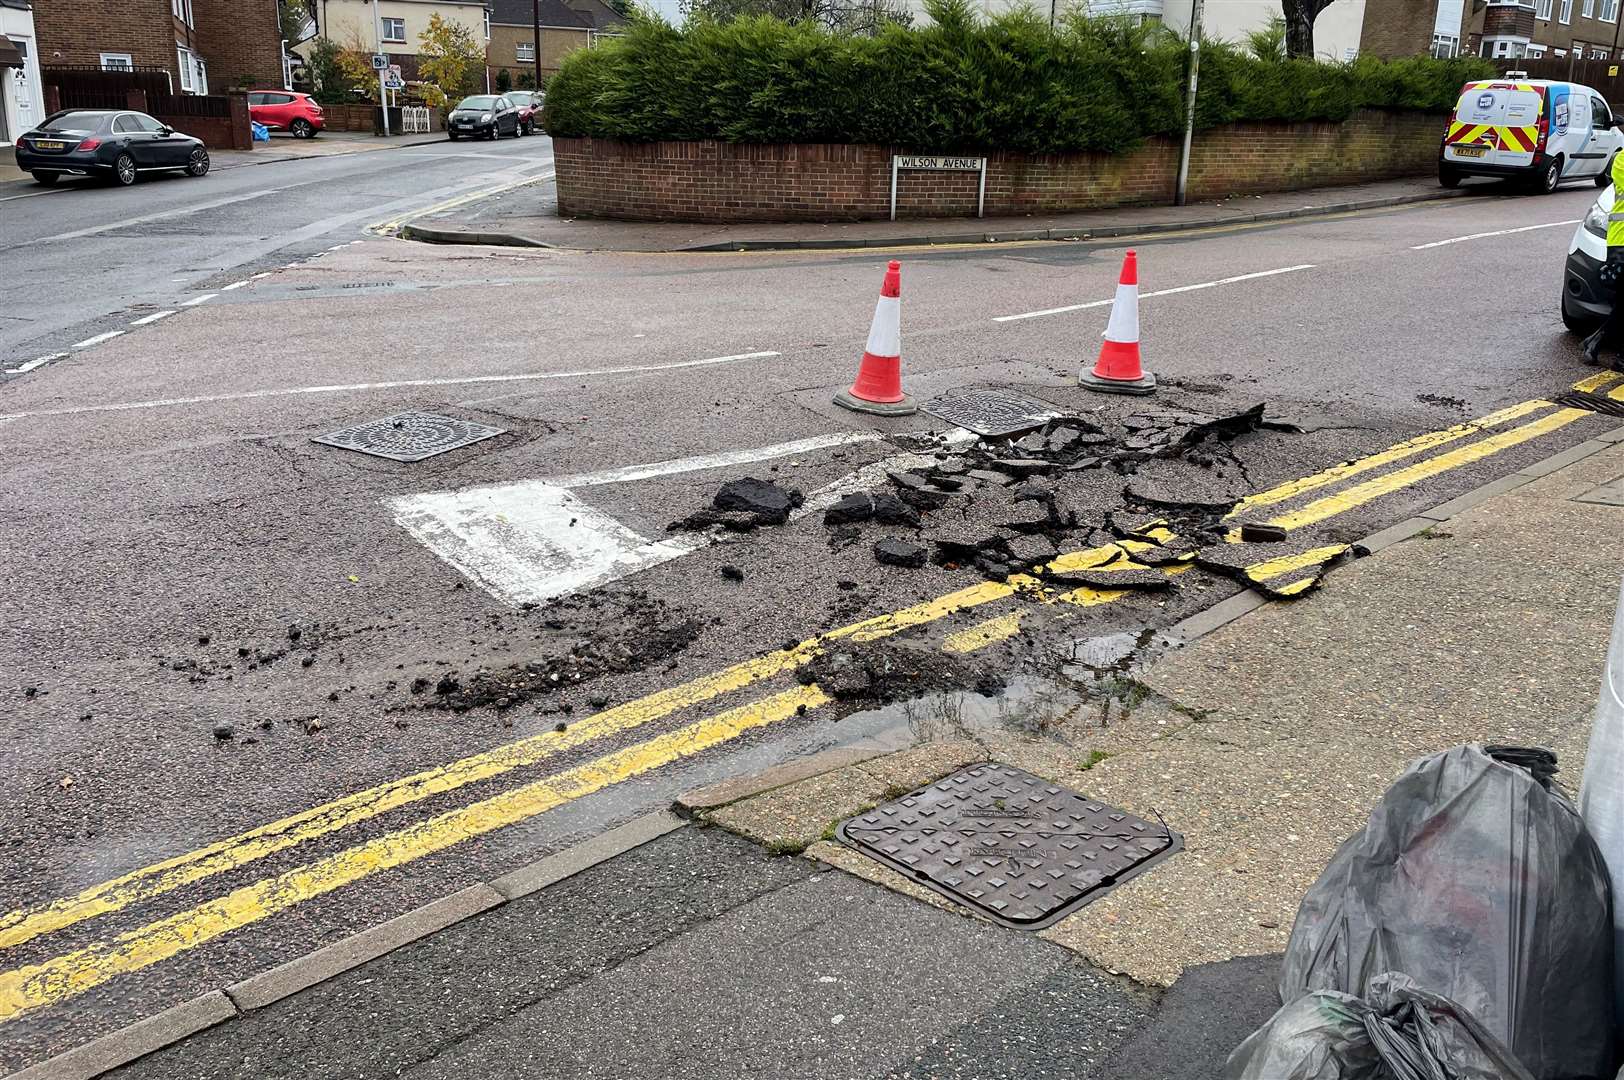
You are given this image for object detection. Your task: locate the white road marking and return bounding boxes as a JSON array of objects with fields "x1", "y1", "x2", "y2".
[
  {"x1": 791, "y1": 429, "x2": 981, "y2": 522},
  {"x1": 549, "y1": 432, "x2": 883, "y2": 489},
  {"x1": 993, "y1": 264, "x2": 1317, "y2": 322},
  {"x1": 0, "y1": 187, "x2": 69, "y2": 203},
  {"x1": 71, "y1": 331, "x2": 126, "y2": 349},
  {"x1": 220, "y1": 280, "x2": 250, "y2": 291},
  {"x1": 4, "y1": 353, "x2": 67, "y2": 374},
  {"x1": 0, "y1": 351, "x2": 783, "y2": 423},
  {"x1": 180, "y1": 294, "x2": 217, "y2": 306},
  {"x1": 1409, "y1": 219, "x2": 1581, "y2": 250},
  {"x1": 23, "y1": 189, "x2": 282, "y2": 245},
  {"x1": 251, "y1": 272, "x2": 273, "y2": 279},
  {"x1": 391, "y1": 431, "x2": 885, "y2": 604},
  {"x1": 390, "y1": 483, "x2": 698, "y2": 606},
  {"x1": 129, "y1": 310, "x2": 176, "y2": 326}
]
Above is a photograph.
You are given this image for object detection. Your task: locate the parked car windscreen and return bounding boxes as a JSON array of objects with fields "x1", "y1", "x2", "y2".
[
  {"x1": 456, "y1": 96, "x2": 498, "y2": 110},
  {"x1": 39, "y1": 111, "x2": 109, "y2": 132}
]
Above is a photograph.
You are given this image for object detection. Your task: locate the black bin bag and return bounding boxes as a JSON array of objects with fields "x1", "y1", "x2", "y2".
[
  {"x1": 1225, "y1": 972, "x2": 1534, "y2": 1080},
  {"x1": 1278, "y1": 744, "x2": 1614, "y2": 1080}
]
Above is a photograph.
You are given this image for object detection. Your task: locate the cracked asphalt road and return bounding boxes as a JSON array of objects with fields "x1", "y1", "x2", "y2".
[{"x1": 0, "y1": 169, "x2": 1615, "y2": 1070}]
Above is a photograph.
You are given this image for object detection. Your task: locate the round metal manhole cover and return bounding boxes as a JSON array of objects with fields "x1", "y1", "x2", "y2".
[
  {"x1": 311, "y1": 411, "x2": 507, "y2": 462},
  {"x1": 921, "y1": 387, "x2": 1060, "y2": 437}
]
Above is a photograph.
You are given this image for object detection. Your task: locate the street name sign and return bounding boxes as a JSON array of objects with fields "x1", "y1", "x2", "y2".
[{"x1": 890, "y1": 153, "x2": 988, "y2": 220}]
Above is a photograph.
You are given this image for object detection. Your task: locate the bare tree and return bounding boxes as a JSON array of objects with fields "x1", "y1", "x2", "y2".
[{"x1": 1281, "y1": 0, "x2": 1337, "y2": 58}]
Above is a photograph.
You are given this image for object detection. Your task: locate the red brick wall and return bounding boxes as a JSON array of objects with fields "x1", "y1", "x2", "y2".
[
  {"x1": 33, "y1": 0, "x2": 177, "y2": 78},
  {"x1": 554, "y1": 109, "x2": 1444, "y2": 223},
  {"x1": 191, "y1": 0, "x2": 284, "y2": 90}
]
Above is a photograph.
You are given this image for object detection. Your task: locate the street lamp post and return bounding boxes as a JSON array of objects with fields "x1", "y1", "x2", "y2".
[
  {"x1": 533, "y1": 0, "x2": 543, "y2": 91},
  {"x1": 1175, "y1": 0, "x2": 1203, "y2": 207}
]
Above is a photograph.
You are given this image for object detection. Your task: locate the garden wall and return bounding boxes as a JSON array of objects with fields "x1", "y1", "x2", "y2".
[{"x1": 554, "y1": 108, "x2": 1443, "y2": 223}]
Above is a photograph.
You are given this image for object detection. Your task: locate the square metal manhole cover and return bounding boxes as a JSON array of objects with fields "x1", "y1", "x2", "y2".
[
  {"x1": 836, "y1": 762, "x2": 1181, "y2": 930},
  {"x1": 311, "y1": 411, "x2": 507, "y2": 462},
  {"x1": 921, "y1": 387, "x2": 1061, "y2": 437}
]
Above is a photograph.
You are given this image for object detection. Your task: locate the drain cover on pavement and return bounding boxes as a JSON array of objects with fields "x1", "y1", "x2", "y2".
[
  {"x1": 921, "y1": 387, "x2": 1060, "y2": 437},
  {"x1": 836, "y1": 762, "x2": 1181, "y2": 929},
  {"x1": 312, "y1": 411, "x2": 507, "y2": 462}
]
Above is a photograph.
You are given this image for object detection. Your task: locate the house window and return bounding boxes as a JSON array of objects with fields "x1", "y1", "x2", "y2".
[
  {"x1": 171, "y1": 0, "x2": 193, "y2": 25},
  {"x1": 382, "y1": 17, "x2": 405, "y2": 42},
  {"x1": 1526, "y1": 41, "x2": 1548, "y2": 55},
  {"x1": 483, "y1": 8, "x2": 491, "y2": 38},
  {"x1": 1537, "y1": 0, "x2": 1553, "y2": 15},
  {"x1": 516, "y1": 41, "x2": 535, "y2": 61},
  {"x1": 1432, "y1": 33, "x2": 1460, "y2": 57},
  {"x1": 99, "y1": 52, "x2": 133, "y2": 71},
  {"x1": 1561, "y1": 0, "x2": 1573, "y2": 21},
  {"x1": 1597, "y1": 47, "x2": 1611, "y2": 57},
  {"x1": 177, "y1": 45, "x2": 193, "y2": 90},
  {"x1": 1584, "y1": 0, "x2": 1595, "y2": 16},
  {"x1": 1604, "y1": 0, "x2": 1619, "y2": 20}
]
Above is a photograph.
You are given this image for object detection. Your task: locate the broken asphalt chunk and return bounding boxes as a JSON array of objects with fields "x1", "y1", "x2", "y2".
[
  {"x1": 966, "y1": 469, "x2": 1013, "y2": 486},
  {"x1": 991, "y1": 458, "x2": 1055, "y2": 479},
  {"x1": 823, "y1": 493, "x2": 874, "y2": 526},
  {"x1": 874, "y1": 538, "x2": 928, "y2": 568},
  {"x1": 871, "y1": 494, "x2": 921, "y2": 526},
  {"x1": 667, "y1": 508, "x2": 762, "y2": 533},
  {"x1": 1239, "y1": 523, "x2": 1289, "y2": 543},
  {"x1": 713, "y1": 477, "x2": 802, "y2": 525},
  {"x1": 1047, "y1": 568, "x2": 1173, "y2": 591}
]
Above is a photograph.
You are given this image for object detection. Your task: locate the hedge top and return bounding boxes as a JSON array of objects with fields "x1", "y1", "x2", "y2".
[{"x1": 542, "y1": 0, "x2": 1494, "y2": 156}]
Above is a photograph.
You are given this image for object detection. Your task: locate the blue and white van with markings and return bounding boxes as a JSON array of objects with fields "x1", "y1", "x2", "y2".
[{"x1": 1441, "y1": 77, "x2": 1622, "y2": 194}]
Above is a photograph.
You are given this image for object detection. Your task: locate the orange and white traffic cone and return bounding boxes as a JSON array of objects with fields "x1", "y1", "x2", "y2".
[
  {"x1": 834, "y1": 260, "x2": 917, "y2": 416},
  {"x1": 1080, "y1": 249, "x2": 1156, "y2": 396}
]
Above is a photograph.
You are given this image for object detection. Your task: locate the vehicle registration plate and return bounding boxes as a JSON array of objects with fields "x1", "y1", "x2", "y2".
[
  {"x1": 1452, "y1": 145, "x2": 1488, "y2": 158},
  {"x1": 34, "y1": 140, "x2": 65, "y2": 151}
]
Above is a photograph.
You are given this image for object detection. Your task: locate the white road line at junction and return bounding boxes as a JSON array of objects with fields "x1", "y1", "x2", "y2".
[
  {"x1": 251, "y1": 272, "x2": 273, "y2": 279},
  {"x1": 180, "y1": 294, "x2": 216, "y2": 306},
  {"x1": 992, "y1": 264, "x2": 1317, "y2": 322},
  {"x1": 4, "y1": 353, "x2": 67, "y2": 374},
  {"x1": 24, "y1": 188, "x2": 283, "y2": 245},
  {"x1": 71, "y1": 331, "x2": 126, "y2": 349},
  {"x1": 129, "y1": 310, "x2": 176, "y2": 326},
  {"x1": 390, "y1": 483, "x2": 699, "y2": 606},
  {"x1": 220, "y1": 280, "x2": 250, "y2": 291},
  {"x1": 1409, "y1": 220, "x2": 1581, "y2": 250},
  {"x1": 545, "y1": 432, "x2": 883, "y2": 489},
  {"x1": 392, "y1": 431, "x2": 884, "y2": 605},
  {"x1": 0, "y1": 351, "x2": 784, "y2": 423}
]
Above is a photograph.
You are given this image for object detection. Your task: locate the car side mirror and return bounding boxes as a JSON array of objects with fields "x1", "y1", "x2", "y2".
[{"x1": 160, "y1": 125, "x2": 173, "y2": 136}]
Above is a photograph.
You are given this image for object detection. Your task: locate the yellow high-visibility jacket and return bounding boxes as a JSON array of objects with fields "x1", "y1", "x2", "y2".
[{"x1": 1609, "y1": 152, "x2": 1624, "y2": 249}]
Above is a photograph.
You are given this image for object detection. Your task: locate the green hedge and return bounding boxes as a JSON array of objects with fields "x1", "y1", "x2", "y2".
[{"x1": 543, "y1": 0, "x2": 1494, "y2": 156}]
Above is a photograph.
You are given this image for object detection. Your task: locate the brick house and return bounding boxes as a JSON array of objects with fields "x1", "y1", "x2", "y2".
[
  {"x1": 305, "y1": 0, "x2": 491, "y2": 84},
  {"x1": 31, "y1": 0, "x2": 286, "y2": 93},
  {"x1": 1462, "y1": 0, "x2": 1623, "y2": 59},
  {"x1": 487, "y1": 0, "x2": 593, "y2": 88},
  {"x1": 1359, "y1": 0, "x2": 1441, "y2": 56}
]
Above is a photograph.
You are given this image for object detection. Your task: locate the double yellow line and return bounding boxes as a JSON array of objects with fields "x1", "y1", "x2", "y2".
[{"x1": 2, "y1": 379, "x2": 1614, "y2": 1023}]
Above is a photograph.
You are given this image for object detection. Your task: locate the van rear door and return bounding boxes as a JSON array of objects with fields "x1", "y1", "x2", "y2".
[{"x1": 1446, "y1": 82, "x2": 1544, "y2": 168}]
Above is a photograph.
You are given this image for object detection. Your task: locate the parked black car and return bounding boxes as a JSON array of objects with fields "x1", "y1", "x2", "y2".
[
  {"x1": 446, "y1": 95, "x2": 521, "y2": 141},
  {"x1": 14, "y1": 110, "x2": 210, "y2": 187}
]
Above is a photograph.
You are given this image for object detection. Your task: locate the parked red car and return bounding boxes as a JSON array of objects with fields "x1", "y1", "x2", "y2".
[
  {"x1": 247, "y1": 90, "x2": 324, "y2": 138},
  {"x1": 506, "y1": 91, "x2": 542, "y2": 135}
]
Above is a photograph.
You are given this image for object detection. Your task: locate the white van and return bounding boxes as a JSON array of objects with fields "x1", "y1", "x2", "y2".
[{"x1": 1440, "y1": 77, "x2": 1623, "y2": 193}]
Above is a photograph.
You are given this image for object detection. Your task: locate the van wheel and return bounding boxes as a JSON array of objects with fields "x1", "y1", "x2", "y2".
[
  {"x1": 1439, "y1": 164, "x2": 1462, "y2": 189},
  {"x1": 1600, "y1": 154, "x2": 1619, "y2": 188},
  {"x1": 1535, "y1": 155, "x2": 1563, "y2": 194}
]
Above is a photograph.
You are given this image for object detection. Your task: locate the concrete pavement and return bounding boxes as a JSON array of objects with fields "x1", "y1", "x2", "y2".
[{"x1": 4, "y1": 179, "x2": 1622, "y2": 1074}]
